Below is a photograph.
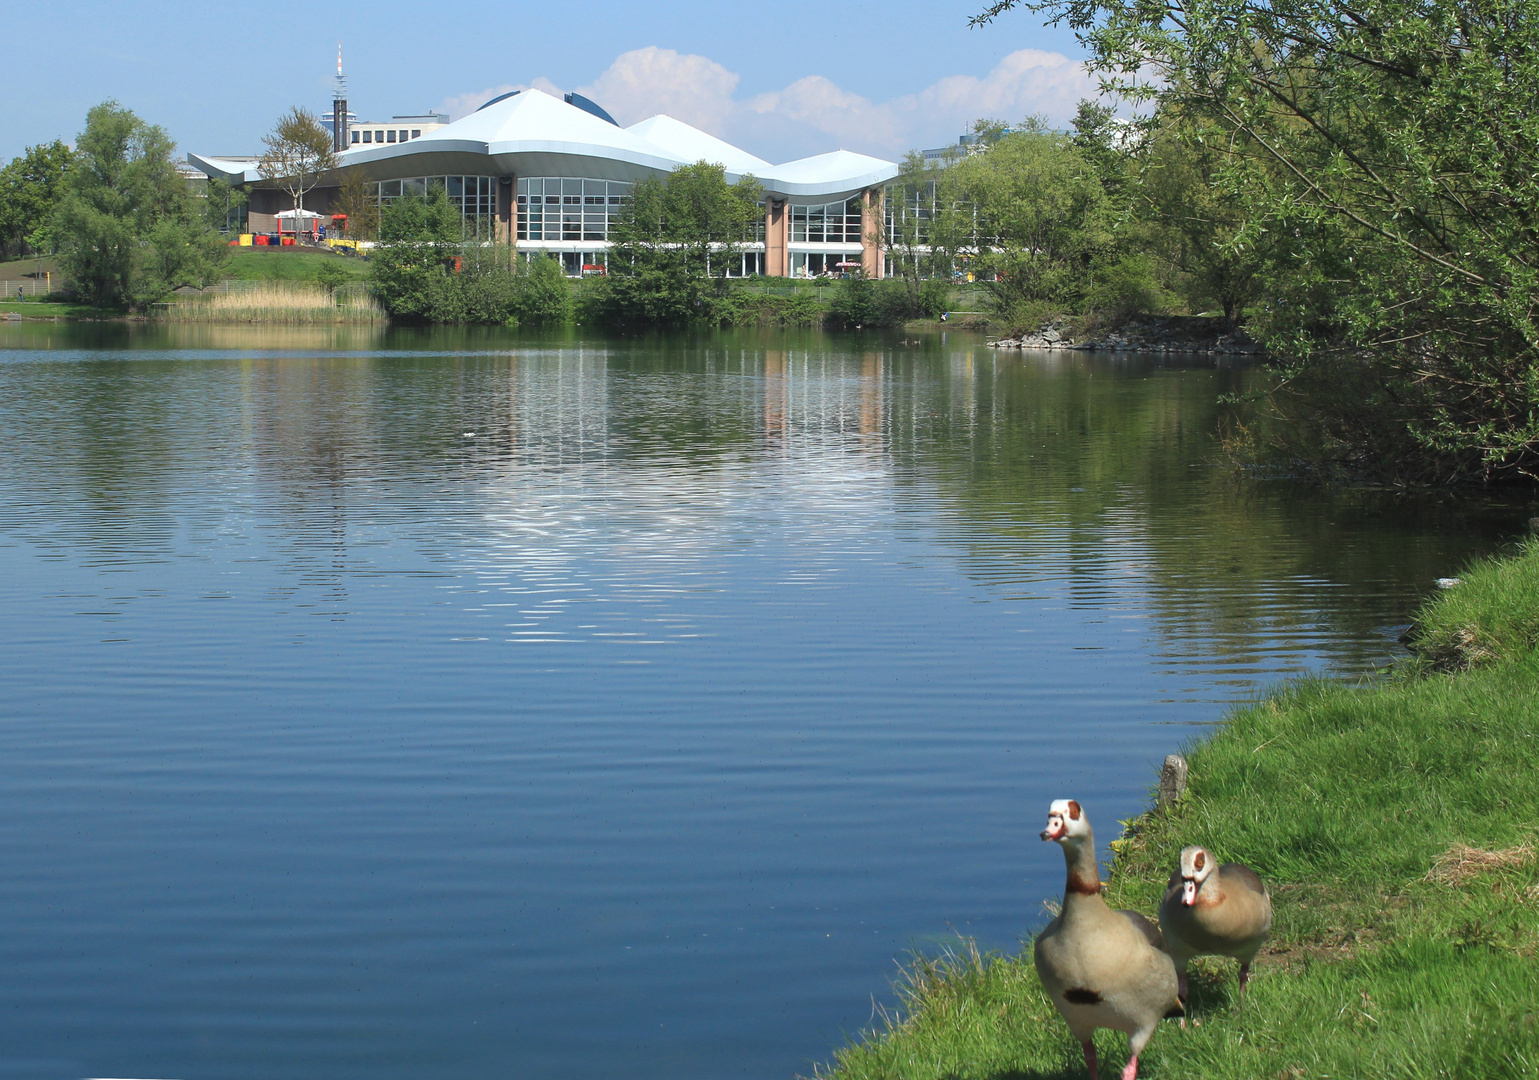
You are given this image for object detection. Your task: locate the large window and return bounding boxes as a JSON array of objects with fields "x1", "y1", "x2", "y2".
[
  {"x1": 372, "y1": 176, "x2": 498, "y2": 238},
  {"x1": 884, "y1": 181, "x2": 936, "y2": 246},
  {"x1": 790, "y1": 198, "x2": 864, "y2": 243},
  {"x1": 374, "y1": 176, "x2": 495, "y2": 219},
  {"x1": 517, "y1": 178, "x2": 631, "y2": 242}
]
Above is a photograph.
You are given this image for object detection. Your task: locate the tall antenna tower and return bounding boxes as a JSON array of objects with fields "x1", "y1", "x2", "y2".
[{"x1": 331, "y1": 43, "x2": 349, "y2": 153}]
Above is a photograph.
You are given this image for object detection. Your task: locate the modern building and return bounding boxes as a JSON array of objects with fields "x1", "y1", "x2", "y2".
[
  {"x1": 324, "y1": 111, "x2": 450, "y2": 148},
  {"x1": 189, "y1": 86, "x2": 900, "y2": 277}
]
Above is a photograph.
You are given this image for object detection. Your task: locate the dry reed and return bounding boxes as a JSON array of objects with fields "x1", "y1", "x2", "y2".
[
  {"x1": 163, "y1": 280, "x2": 384, "y2": 324},
  {"x1": 1424, "y1": 839, "x2": 1535, "y2": 885}
]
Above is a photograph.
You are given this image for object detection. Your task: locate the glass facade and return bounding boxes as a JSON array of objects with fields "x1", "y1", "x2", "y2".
[
  {"x1": 790, "y1": 198, "x2": 864, "y2": 243},
  {"x1": 790, "y1": 252, "x2": 861, "y2": 277},
  {"x1": 517, "y1": 178, "x2": 632, "y2": 242},
  {"x1": 373, "y1": 176, "x2": 496, "y2": 220},
  {"x1": 367, "y1": 176, "x2": 498, "y2": 239},
  {"x1": 884, "y1": 181, "x2": 936, "y2": 246}
]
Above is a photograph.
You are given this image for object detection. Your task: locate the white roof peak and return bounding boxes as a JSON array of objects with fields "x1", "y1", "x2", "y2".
[{"x1": 624, "y1": 115, "x2": 773, "y2": 175}]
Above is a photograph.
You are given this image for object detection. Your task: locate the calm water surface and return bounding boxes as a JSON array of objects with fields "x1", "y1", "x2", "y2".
[{"x1": 0, "y1": 323, "x2": 1524, "y2": 1080}]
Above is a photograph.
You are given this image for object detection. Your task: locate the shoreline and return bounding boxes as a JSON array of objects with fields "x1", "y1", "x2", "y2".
[
  {"x1": 988, "y1": 315, "x2": 1261, "y2": 357},
  {"x1": 815, "y1": 535, "x2": 1539, "y2": 1079}
]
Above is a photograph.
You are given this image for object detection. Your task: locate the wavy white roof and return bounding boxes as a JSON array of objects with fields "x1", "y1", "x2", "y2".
[
  {"x1": 624, "y1": 115, "x2": 773, "y2": 176},
  {"x1": 191, "y1": 88, "x2": 897, "y2": 201}
]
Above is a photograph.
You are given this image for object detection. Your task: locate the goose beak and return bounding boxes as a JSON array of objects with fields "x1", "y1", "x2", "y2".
[
  {"x1": 1041, "y1": 818, "x2": 1066, "y2": 841},
  {"x1": 1181, "y1": 879, "x2": 1197, "y2": 906}
]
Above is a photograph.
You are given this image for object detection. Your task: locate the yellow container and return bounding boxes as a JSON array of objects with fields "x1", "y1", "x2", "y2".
[{"x1": 238, "y1": 233, "x2": 254, "y2": 246}]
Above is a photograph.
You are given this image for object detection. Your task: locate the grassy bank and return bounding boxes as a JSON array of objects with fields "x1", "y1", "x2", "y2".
[
  {"x1": 818, "y1": 540, "x2": 1539, "y2": 1080},
  {"x1": 223, "y1": 247, "x2": 370, "y2": 283}
]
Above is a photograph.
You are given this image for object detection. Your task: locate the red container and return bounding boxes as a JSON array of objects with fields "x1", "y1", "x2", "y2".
[
  {"x1": 254, "y1": 235, "x2": 269, "y2": 246},
  {"x1": 281, "y1": 237, "x2": 295, "y2": 246}
]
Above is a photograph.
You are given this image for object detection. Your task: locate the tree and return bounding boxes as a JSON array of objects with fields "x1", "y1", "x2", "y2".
[
  {"x1": 975, "y1": 0, "x2": 1539, "y2": 482},
  {"x1": 369, "y1": 184, "x2": 519, "y2": 324},
  {"x1": 54, "y1": 101, "x2": 226, "y2": 308},
  {"x1": 0, "y1": 141, "x2": 73, "y2": 258},
  {"x1": 883, "y1": 151, "x2": 952, "y2": 291},
  {"x1": 203, "y1": 176, "x2": 247, "y2": 234},
  {"x1": 512, "y1": 254, "x2": 572, "y2": 325},
  {"x1": 258, "y1": 107, "x2": 335, "y2": 239},
  {"x1": 593, "y1": 161, "x2": 762, "y2": 326},
  {"x1": 929, "y1": 126, "x2": 1112, "y2": 329},
  {"x1": 332, "y1": 167, "x2": 380, "y2": 242},
  {"x1": 1129, "y1": 119, "x2": 1266, "y2": 326}
]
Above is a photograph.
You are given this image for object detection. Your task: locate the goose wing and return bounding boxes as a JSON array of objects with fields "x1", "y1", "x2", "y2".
[{"x1": 1119, "y1": 908, "x2": 1166, "y2": 951}]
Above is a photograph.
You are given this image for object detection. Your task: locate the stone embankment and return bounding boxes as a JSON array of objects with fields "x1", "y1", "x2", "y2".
[{"x1": 988, "y1": 315, "x2": 1260, "y2": 356}]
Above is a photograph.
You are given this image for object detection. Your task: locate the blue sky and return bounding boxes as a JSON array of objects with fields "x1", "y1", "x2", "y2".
[{"x1": 3, "y1": 1, "x2": 1097, "y2": 165}]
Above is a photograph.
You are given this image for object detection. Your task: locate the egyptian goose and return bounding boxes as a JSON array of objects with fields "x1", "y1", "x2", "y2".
[
  {"x1": 1158, "y1": 845, "x2": 1272, "y2": 1005},
  {"x1": 1034, "y1": 799, "x2": 1180, "y2": 1080}
]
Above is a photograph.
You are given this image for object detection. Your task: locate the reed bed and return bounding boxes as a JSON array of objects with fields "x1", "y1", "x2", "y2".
[{"x1": 163, "y1": 280, "x2": 384, "y2": 324}]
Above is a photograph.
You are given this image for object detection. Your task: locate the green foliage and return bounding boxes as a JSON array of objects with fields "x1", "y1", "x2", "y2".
[
  {"x1": 929, "y1": 128, "x2": 1113, "y2": 328},
  {"x1": 314, "y1": 259, "x2": 348, "y2": 294},
  {"x1": 1084, "y1": 251, "x2": 1179, "y2": 323},
  {"x1": 54, "y1": 102, "x2": 227, "y2": 308},
  {"x1": 1128, "y1": 120, "x2": 1267, "y2": 326},
  {"x1": 820, "y1": 540, "x2": 1539, "y2": 1080},
  {"x1": 202, "y1": 177, "x2": 247, "y2": 234},
  {"x1": 332, "y1": 167, "x2": 380, "y2": 242},
  {"x1": 719, "y1": 287, "x2": 825, "y2": 327},
  {"x1": 257, "y1": 107, "x2": 335, "y2": 229},
  {"x1": 828, "y1": 276, "x2": 950, "y2": 328},
  {"x1": 369, "y1": 185, "x2": 572, "y2": 326},
  {"x1": 590, "y1": 161, "x2": 763, "y2": 327},
  {"x1": 512, "y1": 255, "x2": 572, "y2": 325},
  {"x1": 1405, "y1": 537, "x2": 1539, "y2": 670},
  {"x1": 0, "y1": 140, "x2": 73, "y2": 258},
  {"x1": 979, "y1": 0, "x2": 1539, "y2": 483}
]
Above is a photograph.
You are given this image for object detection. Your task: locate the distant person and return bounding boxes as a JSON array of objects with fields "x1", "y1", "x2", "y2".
[
  {"x1": 16, "y1": 287, "x2": 23, "y2": 302},
  {"x1": 940, "y1": 311, "x2": 949, "y2": 322}
]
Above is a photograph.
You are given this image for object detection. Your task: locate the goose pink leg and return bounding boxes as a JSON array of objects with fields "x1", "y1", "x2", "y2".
[
  {"x1": 1120, "y1": 1055, "x2": 1140, "y2": 1080},
  {"x1": 1238, "y1": 963, "x2": 1251, "y2": 997},
  {"x1": 1081, "y1": 1040, "x2": 1098, "y2": 1080}
]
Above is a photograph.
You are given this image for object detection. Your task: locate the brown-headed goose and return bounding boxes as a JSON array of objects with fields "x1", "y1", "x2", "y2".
[
  {"x1": 1034, "y1": 799, "x2": 1180, "y2": 1080},
  {"x1": 1158, "y1": 845, "x2": 1272, "y2": 1005}
]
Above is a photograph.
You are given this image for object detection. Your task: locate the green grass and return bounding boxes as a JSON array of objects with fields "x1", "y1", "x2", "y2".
[
  {"x1": 0, "y1": 297, "x2": 114, "y2": 319},
  {"x1": 1407, "y1": 539, "x2": 1539, "y2": 669},
  {"x1": 223, "y1": 247, "x2": 370, "y2": 283},
  {"x1": 816, "y1": 540, "x2": 1539, "y2": 1080}
]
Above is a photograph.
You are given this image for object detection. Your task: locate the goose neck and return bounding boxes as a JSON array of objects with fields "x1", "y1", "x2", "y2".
[{"x1": 1059, "y1": 835, "x2": 1103, "y2": 900}]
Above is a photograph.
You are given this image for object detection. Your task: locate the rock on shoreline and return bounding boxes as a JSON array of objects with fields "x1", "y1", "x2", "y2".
[{"x1": 988, "y1": 315, "x2": 1260, "y2": 356}]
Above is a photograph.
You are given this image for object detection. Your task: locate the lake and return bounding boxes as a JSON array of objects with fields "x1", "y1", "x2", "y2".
[{"x1": 0, "y1": 323, "x2": 1521, "y2": 1080}]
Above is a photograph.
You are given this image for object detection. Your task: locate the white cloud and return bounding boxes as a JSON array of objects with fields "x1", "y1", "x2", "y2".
[
  {"x1": 576, "y1": 47, "x2": 740, "y2": 134},
  {"x1": 438, "y1": 77, "x2": 562, "y2": 121},
  {"x1": 440, "y1": 48, "x2": 1102, "y2": 162}
]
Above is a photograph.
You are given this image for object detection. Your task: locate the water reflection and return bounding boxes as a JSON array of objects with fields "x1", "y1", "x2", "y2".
[
  {"x1": 0, "y1": 326, "x2": 1527, "y2": 1080},
  {"x1": 0, "y1": 328, "x2": 1521, "y2": 671}
]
